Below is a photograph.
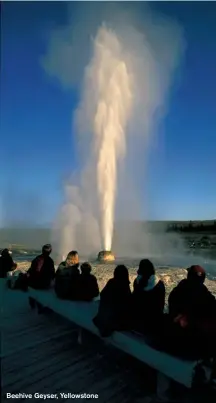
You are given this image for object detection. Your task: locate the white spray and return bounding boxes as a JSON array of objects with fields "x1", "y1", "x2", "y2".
[
  {"x1": 43, "y1": 4, "x2": 184, "y2": 259},
  {"x1": 91, "y1": 27, "x2": 133, "y2": 250}
]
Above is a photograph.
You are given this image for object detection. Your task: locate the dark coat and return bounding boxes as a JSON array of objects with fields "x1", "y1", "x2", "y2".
[
  {"x1": 168, "y1": 279, "x2": 216, "y2": 321},
  {"x1": 93, "y1": 278, "x2": 132, "y2": 337},
  {"x1": 0, "y1": 254, "x2": 16, "y2": 278},
  {"x1": 54, "y1": 263, "x2": 80, "y2": 300},
  {"x1": 132, "y1": 279, "x2": 165, "y2": 333},
  {"x1": 165, "y1": 279, "x2": 216, "y2": 359},
  {"x1": 27, "y1": 254, "x2": 55, "y2": 290},
  {"x1": 78, "y1": 273, "x2": 99, "y2": 301}
]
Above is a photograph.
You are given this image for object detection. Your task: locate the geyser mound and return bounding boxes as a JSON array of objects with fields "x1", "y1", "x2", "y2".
[{"x1": 97, "y1": 250, "x2": 115, "y2": 262}]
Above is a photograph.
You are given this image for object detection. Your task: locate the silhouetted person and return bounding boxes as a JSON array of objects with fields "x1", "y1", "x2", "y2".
[
  {"x1": 132, "y1": 259, "x2": 165, "y2": 335},
  {"x1": 18, "y1": 244, "x2": 55, "y2": 313},
  {"x1": 0, "y1": 249, "x2": 17, "y2": 278},
  {"x1": 27, "y1": 244, "x2": 55, "y2": 289},
  {"x1": 78, "y1": 262, "x2": 99, "y2": 301},
  {"x1": 54, "y1": 251, "x2": 80, "y2": 300},
  {"x1": 169, "y1": 265, "x2": 216, "y2": 321},
  {"x1": 167, "y1": 265, "x2": 216, "y2": 358},
  {"x1": 93, "y1": 265, "x2": 132, "y2": 337}
]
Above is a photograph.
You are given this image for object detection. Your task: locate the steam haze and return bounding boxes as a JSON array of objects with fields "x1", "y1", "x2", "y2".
[{"x1": 41, "y1": 3, "x2": 185, "y2": 259}]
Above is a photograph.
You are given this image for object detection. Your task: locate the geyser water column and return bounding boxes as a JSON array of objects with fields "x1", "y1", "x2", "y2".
[{"x1": 92, "y1": 26, "x2": 133, "y2": 252}]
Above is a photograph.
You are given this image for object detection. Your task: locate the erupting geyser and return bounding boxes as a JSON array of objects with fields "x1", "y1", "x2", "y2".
[{"x1": 47, "y1": 5, "x2": 184, "y2": 259}]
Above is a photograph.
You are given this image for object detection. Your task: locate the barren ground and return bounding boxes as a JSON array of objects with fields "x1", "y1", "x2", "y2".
[{"x1": 17, "y1": 260, "x2": 216, "y2": 306}]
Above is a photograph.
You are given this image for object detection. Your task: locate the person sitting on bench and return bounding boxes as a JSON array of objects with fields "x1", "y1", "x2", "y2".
[
  {"x1": 19, "y1": 244, "x2": 55, "y2": 312},
  {"x1": 28, "y1": 244, "x2": 55, "y2": 287},
  {"x1": 77, "y1": 262, "x2": 99, "y2": 301},
  {"x1": 132, "y1": 259, "x2": 165, "y2": 335},
  {"x1": 93, "y1": 265, "x2": 132, "y2": 337},
  {"x1": 54, "y1": 250, "x2": 80, "y2": 300},
  {"x1": 0, "y1": 248, "x2": 17, "y2": 278},
  {"x1": 168, "y1": 265, "x2": 216, "y2": 359}
]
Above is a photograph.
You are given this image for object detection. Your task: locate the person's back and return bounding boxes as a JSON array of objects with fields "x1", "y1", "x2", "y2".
[
  {"x1": 167, "y1": 265, "x2": 216, "y2": 359},
  {"x1": 133, "y1": 279, "x2": 165, "y2": 320},
  {"x1": 132, "y1": 259, "x2": 165, "y2": 334},
  {"x1": 169, "y1": 265, "x2": 216, "y2": 322},
  {"x1": 93, "y1": 265, "x2": 132, "y2": 337},
  {"x1": 54, "y1": 251, "x2": 80, "y2": 300},
  {"x1": 27, "y1": 244, "x2": 55, "y2": 289},
  {"x1": 0, "y1": 249, "x2": 17, "y2": 278},
  {"x1": 78, "y1": 262, "x2": 99, "y2": 301}
]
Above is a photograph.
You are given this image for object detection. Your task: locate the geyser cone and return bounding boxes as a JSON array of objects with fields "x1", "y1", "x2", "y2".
[{"x1": 97, "y1": 250, "x2": 115, "y2": 262}]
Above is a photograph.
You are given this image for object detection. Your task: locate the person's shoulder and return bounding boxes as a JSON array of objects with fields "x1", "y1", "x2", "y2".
[
  {"x1": 32, "y1": 255, "x2": 41, "y2": 264},
  {"x1": 90, "y1": 273, "x2": 97, "y2": 280},
  {"x1": 178, "y1": 279, "x2": 187, "y2": 287},
  {"x1": 35, "y1": 254, "x2": 43, "y2": 260},
  {"x1": 157, "y1": 280, "x2": 166, "y2": 290},
  {"x1": 70, "y1": 265, "x2": 80, "y2": 274},
  {"x1": 202, "y1": 283, "x2": 210, "y2": 291},
  {"x1": 48, "y1": 256, "x2": 54, "y2": 263},
  {"x1": 172, "y1": 278, "x2": 187, "y2": 291},
  {"x1": 103, "y1": 278, "x2": 113, "y2": 290},
  {"x1": 133, "y1": 278, "x2": 141, "y2": 293},
  {"x1": 202, "y1": 283, "x2": 215, "y2": 297},
  {"x1": 133, "y1": 277, "x2": 138, "y2": 286},
  {"x1": 56, "y1": 262, "x2": 66, "y2": 272}
]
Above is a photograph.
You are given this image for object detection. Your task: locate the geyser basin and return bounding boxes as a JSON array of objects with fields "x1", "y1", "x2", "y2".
[{"x1": 97, "y1": 250, "x2": 115, "y2": 262}]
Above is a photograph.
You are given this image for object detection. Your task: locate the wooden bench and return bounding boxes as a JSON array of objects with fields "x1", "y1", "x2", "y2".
[{"x1": 28, "y1": 287, "x2": 213, "y2": 400}]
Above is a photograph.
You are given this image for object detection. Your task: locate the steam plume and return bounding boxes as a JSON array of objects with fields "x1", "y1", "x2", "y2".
[
  {"x1": 84, "y1": 26, "x2": 133, "y2": 251},
  {"x1": 42, "y1": 3, "x2": 184, "y2": 259}
]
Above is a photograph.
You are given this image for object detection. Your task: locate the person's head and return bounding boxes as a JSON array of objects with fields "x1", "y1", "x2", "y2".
[
  {"x1": 187, "y1": 265, "x2": 206, "y2": 285},
  {"x1": 1, "y1": 248, "x2": 10, "y2": 257},
  {"x1": 137, "y1": 259, "x2": 155, "y2": 285},
  {"x1": 42, "y1": 244, "x2": 52, "y2": 256},
  {"x1": 114, "y1": 265, "x2": 129, "y2": 284},
  {"x1": 65, "y1": 250, "x2": 79, "y2": 267},
  {"x1": 81, "y1": 262, "x2": 92, "y2": 275}
]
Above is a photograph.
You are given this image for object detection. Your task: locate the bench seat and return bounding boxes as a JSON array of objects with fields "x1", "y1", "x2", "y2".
[{"x1": 27, "y1": 286, "x2": 210, "y2": 390}]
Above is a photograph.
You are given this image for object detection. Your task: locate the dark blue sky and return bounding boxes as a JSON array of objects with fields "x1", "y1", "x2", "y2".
[{"x1": 1, "y1": 1, "x2": 216, "y2": 225}]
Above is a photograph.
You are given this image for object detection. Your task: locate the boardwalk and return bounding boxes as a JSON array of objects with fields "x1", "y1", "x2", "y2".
[{"x1": 1, "y1": 283, "x2": 155, "y2": 403}]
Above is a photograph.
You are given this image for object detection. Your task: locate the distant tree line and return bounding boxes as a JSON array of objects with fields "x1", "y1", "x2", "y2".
[{"x1": 166, "y1": 220, "x2": 216, "y2": 233}]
